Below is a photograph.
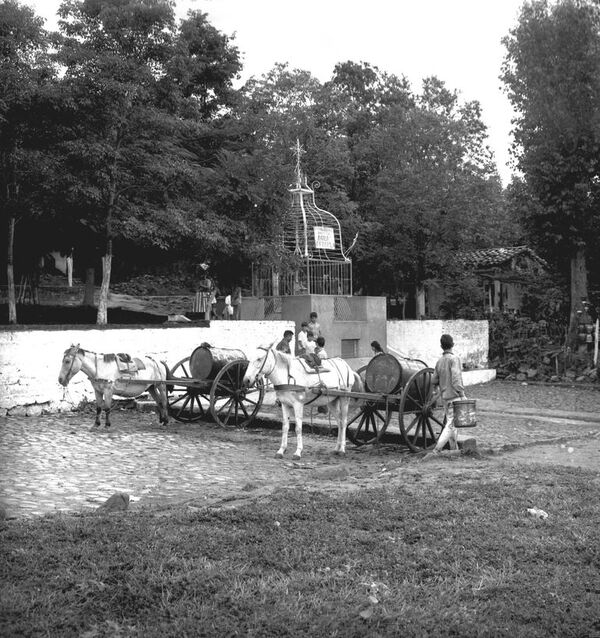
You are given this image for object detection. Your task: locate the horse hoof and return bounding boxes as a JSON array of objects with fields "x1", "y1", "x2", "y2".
[
  {"x1": 275, "y1": 452, "x2": 284, "y2": 459},
  {"x1": 293, "y1": 453, "x2": 302, "y2": 460}
]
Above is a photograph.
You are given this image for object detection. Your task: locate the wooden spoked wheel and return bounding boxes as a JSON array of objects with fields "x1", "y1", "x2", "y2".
[
  {"x1": 346, "y1": 399, "x2": 393, "y2": 445},
  {"x1": 346, "y1": 366, "x2": 392, "y2": 445},
  {"x1": 210, "y1": 360, "x2": 265, "y2": 428},
  {"x1": 167, "y1": 357, "x2": 209, "y2": 423},
  {"x1": 398, "y1": 368, "x2": 445, "y2": 452}
]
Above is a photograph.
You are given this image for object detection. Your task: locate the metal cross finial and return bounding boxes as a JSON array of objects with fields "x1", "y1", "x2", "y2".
[{"x1": 291, "y1": 139, "x2": 305, "y2": 185}]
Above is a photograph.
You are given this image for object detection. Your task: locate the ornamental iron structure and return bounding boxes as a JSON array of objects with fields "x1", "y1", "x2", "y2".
[{"x1": 252, "y1": 142, "x2": 354, "y2": 297}]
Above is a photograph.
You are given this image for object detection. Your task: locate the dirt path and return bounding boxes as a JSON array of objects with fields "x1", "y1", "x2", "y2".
[{"x1": 501, "y1": 436, "x2": 600, "y2": 471}]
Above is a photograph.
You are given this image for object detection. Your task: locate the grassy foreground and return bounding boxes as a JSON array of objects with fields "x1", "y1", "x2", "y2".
[{"x1": 1, "y1": 462, "x2": 599, "y2": 637}]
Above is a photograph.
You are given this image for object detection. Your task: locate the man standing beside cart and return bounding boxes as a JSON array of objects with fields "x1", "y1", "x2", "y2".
[{"x1": 430, "y1": 334, "x2": 467, "y2": 453}]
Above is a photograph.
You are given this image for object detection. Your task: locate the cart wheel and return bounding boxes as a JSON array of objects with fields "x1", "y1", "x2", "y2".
[
  {"x1": 398, "y1": 367, "x2": 445, "y2": 452},
  {"x1": 210, "y1": 360, "x2": 265, "y2": 428},
  {"x1": 167, "y1": 357, "x2": 208, "y2": 423},
  {"x1": 346, "y1": 400, "x2": 393, "y2": 445},
  {"x1": 346, "y1": 366, "x2": 392, "y2": 445}
]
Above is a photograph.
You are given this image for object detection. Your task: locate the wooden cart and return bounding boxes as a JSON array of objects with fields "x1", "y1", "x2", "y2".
[
  {"x1": 165, "y1": 344, "x2": 264, "y2": 427},
  {"x1": 320, "y1": 354, "x2": 445, "y2": 452}
]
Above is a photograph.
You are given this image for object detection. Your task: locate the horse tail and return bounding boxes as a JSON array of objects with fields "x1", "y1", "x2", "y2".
[
  {"x1": 161, "y1": 360, "x2": 173, "y2": 393},
  {"x1": 351, "y1": 370, "x2": 364, "y2": 394}
]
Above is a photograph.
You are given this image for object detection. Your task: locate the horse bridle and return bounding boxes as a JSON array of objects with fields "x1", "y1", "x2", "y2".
[
  {"x1": 62, "y1": 344, "x2": 81, "y2": 382},
  {"x1": 253, "y1": 346, "x2": 276, "y2": 382}
]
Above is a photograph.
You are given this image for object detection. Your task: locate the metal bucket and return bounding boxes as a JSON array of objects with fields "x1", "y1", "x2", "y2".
[{"x1": 453, "y1": 399, "x2": 477, "y2": 428}]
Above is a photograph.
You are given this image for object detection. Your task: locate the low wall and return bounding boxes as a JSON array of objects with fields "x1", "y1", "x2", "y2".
[
  {"x1": 386, "y1": 320, "x2": 489, "y2": 369},
  {"x1": 0, "y1": 318, "x2": 493, "y2": 416},
  {"x1": 0, "y1": 321, "x2": 293, "y2": 416}
]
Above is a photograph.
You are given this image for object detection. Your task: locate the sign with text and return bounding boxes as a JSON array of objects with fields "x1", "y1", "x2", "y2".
[{"x1": 313, "y1": 226, "x2": 335, "y2": 250}]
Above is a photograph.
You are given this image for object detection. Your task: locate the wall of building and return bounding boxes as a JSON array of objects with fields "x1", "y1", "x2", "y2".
[
  {"x1": 280, "y1": 295, "x2": 387, "y2": 358},
  {"x1": 386, "y1": 320, "x2": 489, "y2": 369},
  {"x1": 0, "y1": 321, "x2": 293, "y2": 416}
]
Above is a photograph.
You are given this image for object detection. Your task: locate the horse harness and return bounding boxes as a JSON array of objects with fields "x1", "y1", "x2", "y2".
[{"x1": 260, "y1": 347, "x2": 350, "y2": 405}]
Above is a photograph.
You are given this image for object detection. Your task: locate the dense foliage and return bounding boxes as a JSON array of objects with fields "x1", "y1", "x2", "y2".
[
  {"x1": 5, "y1": 0, "x2": 580, "y2": 326},
  {"x1": 502, "y1": 0, "x2": 600, "y2": 344}
]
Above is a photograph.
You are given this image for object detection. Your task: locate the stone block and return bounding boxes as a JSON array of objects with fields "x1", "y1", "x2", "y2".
[
  {"x1": 25, "y1": 404, "x2": 45, "y2": 417},
  {"x1": 457, "y1": 436, "x2": 477, "y2": 452},
  {"x1": 7, "y1": 405, "x2": 28, "y2": 417}
]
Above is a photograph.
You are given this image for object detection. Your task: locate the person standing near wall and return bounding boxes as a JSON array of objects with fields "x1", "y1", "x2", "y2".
[
  {"x1": 223, "y1": 292, "x2": 233, "y2": 320},
  {"x1": 371, "y1": 340, "x2": 384, "y2": 356},
  {"x1": 232, "y1": 286, "x2": 242, "y2": 320},
  {"x1": 308, "y1": 312, "x2": 321, "y2": 338},
  {"x1": 429, "y1": 334, "x2": 466, "y2": 454},
  {"x1": 194, "y1": 263, "x2": 212, "y2": 320}
]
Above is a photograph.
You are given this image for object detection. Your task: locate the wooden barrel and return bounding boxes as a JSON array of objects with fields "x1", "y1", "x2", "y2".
[
  {"x1": 365, "y1": 354, "x2": 427, "y2": 394},
  {"x1": 189, "y1": 345, "x2": 246, "y2": 381}
]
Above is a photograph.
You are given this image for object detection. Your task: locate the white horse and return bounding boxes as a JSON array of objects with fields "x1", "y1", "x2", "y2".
[
  {"x1": 58, "y1": 345, "x2": 169, "y2": 428},
  {"x1": 243, "y1": 344, "x2": 363, "y2": 459}
]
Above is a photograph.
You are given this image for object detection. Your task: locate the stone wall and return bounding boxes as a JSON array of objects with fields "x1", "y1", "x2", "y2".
[
  {"x1": 0, "y1": 321, "x2": 293, "y2": 416},
  {"x1": 387, "y1": 320, "x2": 489, "y2": 369}
]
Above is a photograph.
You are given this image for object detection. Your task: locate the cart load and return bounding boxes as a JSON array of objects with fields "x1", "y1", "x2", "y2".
[
  {"x1": 189, "y1": 345, "x2": 246, "y2": 381},
  {"x1": 166, "y1": 344, "x2": 264, "y2": 427},
  {"x1": 364, "y1": 354, "x2": 427, "y2": 394}
]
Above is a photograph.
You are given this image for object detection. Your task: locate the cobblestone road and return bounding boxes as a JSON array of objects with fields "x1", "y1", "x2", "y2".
[{"x1": 1, "y1": 396, "x2": 599, "y2": 519}]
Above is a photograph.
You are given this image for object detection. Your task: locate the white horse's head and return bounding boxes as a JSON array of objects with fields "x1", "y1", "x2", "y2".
[
  {"x1": 58, "y1": 344, "x2": 82, "y2": 386},
  {"x1": 243, "y1": 343, "x2": 277, "y2": 387}
]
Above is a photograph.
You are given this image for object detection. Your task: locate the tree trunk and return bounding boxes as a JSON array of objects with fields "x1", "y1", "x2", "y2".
[
  {"x1": 83, "y1": 267, "x2": 95, "y2": 306},
  {"x1": 97, "y1": 251, "x2": 112, "y2": 325},
  {"x1": 67, "y1": 253, "x2": 73, "y2": 287},
  {"x1": 7, "y1": 215, "x2": 17, "y2": 324},
  {"x1": 567, "y1": 247, "x2": 588, "y2": 351},
  {"x1": 97, "y1": 140, "x2": 118, "y2": 326},
  {"x1": 416, "y1": 285, "x2": 426, "y2": 319}
]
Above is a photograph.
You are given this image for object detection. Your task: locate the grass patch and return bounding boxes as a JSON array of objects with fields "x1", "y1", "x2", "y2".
[{"x1": 2, "y1": 463, "x2": 599, "y2": 637}]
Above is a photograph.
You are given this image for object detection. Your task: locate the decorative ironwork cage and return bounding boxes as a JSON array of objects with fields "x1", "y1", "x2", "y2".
[{"x1": 252, "y1": 144, "x2": 353, "y2": 297}]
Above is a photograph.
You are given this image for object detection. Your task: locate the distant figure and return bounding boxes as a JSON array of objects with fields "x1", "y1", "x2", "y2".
[
  {"x1": 371, "y1": 340, "x2": 384, "y2": 355},
  {"x1": 276, "y1": 330, "x2": 294, "y2": 354},
  {"x1": 297, "y1": 322, "x2": 309, "y2": 355},
  {"x1": 315, "y1": 336, "x2": 328, "y2": 359},
  {"x1": 195, "y1": 263, "x2": 212, "y2": 320},
  {"x1": 232, "y1": 286, "x2": 242, "y2": 320},
  {"x1": 209, "y1": 281, "x2": 219, "y2": 319},
  {"x1": 223, "y1": 292, "x2": 233, "y2": 320},
  {"x1": 430, "y1": 334, "x2": 467, "y2": 453},
  {"x1": 308, "y1": 312, "x2": 321, "y2": 338}
]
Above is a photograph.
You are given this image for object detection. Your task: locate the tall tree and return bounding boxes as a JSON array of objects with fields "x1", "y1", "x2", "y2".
[
  {"x1": 352, "y1": 77, "x2": 504, "y2": 313},
  {"x1": 53, "y1": 0, "x2": 241, "y2": 323},
  {"x1": 0, "y1": 0, "x2": 53, "y2": 323},
  {"x1": 502, "y1": 0, "x2": 600, "y2": 347}
]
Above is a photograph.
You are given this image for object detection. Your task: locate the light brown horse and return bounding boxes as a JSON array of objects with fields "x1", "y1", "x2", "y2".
[{"x1": 58, "y1": 345, "x2": 169, "y2": 428}]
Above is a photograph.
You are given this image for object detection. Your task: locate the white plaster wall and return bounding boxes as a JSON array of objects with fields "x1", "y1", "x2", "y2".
[
  {"x1": 1, "y1": 319, "x2": 492, "y2": 416},
  {"x1": 386, "y1": 320, "x2": 489, "y2": 369},
  {"x1": 0, "y1": 321, "x2": 293, "y2": 416}
]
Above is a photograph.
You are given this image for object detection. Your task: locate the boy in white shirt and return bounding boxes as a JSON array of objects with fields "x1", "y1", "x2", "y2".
[{"x1": 297, "y1": 322, "x2": 309, "y2": 355}]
